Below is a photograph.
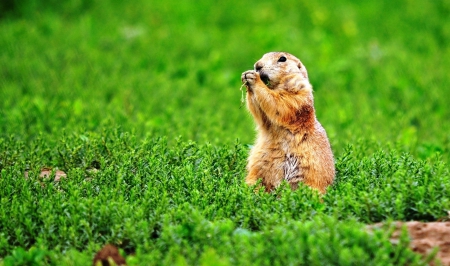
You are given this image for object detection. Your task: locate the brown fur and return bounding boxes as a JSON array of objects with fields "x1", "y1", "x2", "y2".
[{"x1": 241, "y1": 52, "x2": 335, "y2": 194}]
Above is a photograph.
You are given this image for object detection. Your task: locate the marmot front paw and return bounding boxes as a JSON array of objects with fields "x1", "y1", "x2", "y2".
[{"x1": 241, "y1": 70, "x2": 259, "y2": 86}]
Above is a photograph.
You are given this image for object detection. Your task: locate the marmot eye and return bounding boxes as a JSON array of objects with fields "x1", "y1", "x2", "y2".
[{"x1": 278, "y1": 56, "x2": 287, "y2": 62}]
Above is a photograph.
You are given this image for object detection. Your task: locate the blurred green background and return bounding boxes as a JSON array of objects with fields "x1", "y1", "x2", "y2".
[{"x1": 1, "y1": 0, "x2": 449, "y2": 160}]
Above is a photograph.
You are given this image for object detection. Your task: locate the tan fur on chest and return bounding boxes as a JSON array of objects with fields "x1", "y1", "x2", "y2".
[{"x1": 241, "y1": 52, "x2": 335, "y2": 194}]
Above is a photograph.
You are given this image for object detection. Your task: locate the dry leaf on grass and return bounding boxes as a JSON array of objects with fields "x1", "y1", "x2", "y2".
[
  {"x1": 24, "y1": 167, "x2": 67, "y2": 182},
  {"x1": 93, "y1": 244, "x2": 127, "y2": 266}
]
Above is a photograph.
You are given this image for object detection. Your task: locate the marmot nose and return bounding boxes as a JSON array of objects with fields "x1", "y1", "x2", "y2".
[{"x1": 255, "y1": 62, "x2": 263, "y2": 71}]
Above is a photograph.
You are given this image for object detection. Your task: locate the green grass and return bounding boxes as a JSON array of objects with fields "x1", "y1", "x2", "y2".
[{"x1": 1, "y1": 0, "x2": 450, "y2": 265}]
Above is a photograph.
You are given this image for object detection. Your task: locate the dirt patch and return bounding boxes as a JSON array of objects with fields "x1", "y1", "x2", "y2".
[{"x1": 368, "y1": 221, "x2": 450, "y2": 265}]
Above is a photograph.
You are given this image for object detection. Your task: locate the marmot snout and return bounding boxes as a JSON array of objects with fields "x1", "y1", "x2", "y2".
[{"x1": 241, "y1": 52, "x2": 335, "y2": 194}]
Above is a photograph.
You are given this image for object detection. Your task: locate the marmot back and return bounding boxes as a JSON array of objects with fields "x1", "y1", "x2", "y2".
[{"x1": 241, "y1": 52, "x2": 335, "y2": 194}]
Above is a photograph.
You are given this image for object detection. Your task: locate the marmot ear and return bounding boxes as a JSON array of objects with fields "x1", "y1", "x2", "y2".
[{"x1": 298, "y1": 62, "x2": 308, "y2": 79}]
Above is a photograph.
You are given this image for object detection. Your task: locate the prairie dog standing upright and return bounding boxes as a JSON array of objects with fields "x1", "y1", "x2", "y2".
[{"x1": 241, "y1": 52, "x2": 335, "y2": 194}]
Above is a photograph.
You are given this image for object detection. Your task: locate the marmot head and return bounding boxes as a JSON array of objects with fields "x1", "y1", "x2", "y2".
[{"x1": 254, "y1": 52, "x2": 309, "y2": 90}]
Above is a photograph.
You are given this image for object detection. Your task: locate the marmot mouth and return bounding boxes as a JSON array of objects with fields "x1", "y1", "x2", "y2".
[{"x1": 259, "y1": 72, "x2": 270, "y2": 86}]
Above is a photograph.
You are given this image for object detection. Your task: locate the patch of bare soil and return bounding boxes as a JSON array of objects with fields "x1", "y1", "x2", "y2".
[{"x1": 369, "y1": 221, "x2": 450, "y2": 265}]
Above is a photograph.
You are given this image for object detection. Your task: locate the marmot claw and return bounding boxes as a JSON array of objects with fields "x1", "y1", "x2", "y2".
[{"x1": 241, "y1": 70, "x2": 259, "y2": 86}]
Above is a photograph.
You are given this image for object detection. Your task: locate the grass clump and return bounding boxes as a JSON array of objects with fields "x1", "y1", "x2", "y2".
[{"x1": 1, "y1": 134, "x2": 449, "y2": 265}]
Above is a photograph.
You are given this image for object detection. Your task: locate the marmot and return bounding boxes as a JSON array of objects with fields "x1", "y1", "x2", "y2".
[{"x1": 241, "y1": 52, "x2": 335, "y2": 194}]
